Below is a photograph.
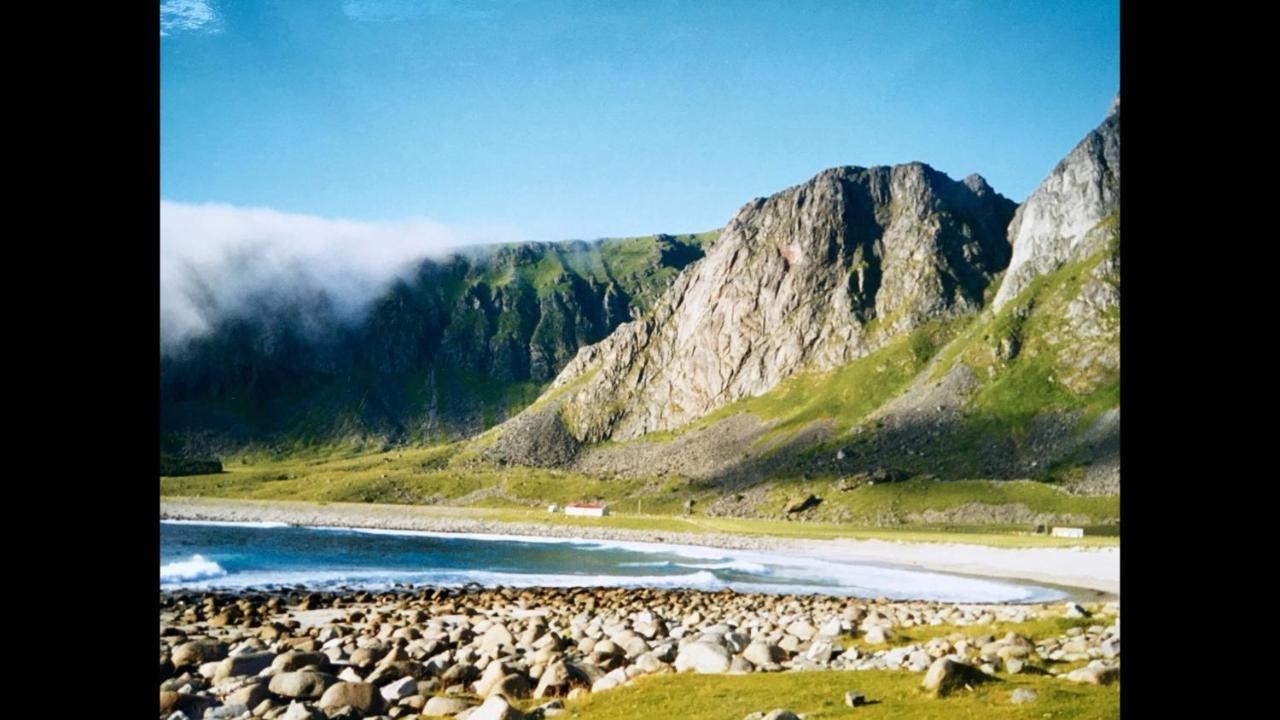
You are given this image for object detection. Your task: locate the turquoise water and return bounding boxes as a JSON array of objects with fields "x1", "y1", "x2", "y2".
[{"x1": 159, "y1": 520, "x2": 1066, "y2": 603}]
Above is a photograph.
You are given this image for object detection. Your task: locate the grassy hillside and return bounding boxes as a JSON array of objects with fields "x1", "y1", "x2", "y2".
[
  {"x1": 612, "y1": 214, "x2": 1120, "y2": 492},
  {"x1": 161, "y1": 441, "x2": 1118, "y2": 539},
  {"x1": 161, "y1": 219, "x2": 1118, "y2": 532},
  {"x1": 161, "y1": 231, "x2": 719, "y2": 456}
]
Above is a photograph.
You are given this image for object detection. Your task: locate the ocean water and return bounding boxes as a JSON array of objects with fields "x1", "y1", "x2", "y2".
[{"x1": 159, "y1": 521, "x2": 1066, "y2": 603}]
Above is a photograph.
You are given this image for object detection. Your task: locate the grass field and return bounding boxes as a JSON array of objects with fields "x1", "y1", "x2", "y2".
[{"x1": 522, "y1": 669, "x2": 1118, "y2": 720}]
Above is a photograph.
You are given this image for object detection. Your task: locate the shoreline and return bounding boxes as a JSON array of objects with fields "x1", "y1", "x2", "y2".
[{"x1": 160, "y1": 497, "x2": 1119, "y2": 596}]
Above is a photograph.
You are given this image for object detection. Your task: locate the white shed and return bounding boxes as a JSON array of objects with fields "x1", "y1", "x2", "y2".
[
  {"x1": 564, "y1": 503, "x2": 609, "y2": 517},
  {"x1": 1051, "y1": 527, "x2": 1085, "y2": 538}
]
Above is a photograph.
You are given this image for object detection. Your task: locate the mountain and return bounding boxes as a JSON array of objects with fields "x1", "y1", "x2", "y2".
[
  {"x1": 993, "y1": 95, "x2": 1120, "y2": 309},
  {"x1": 485, "y1": 96, "x2": 1120, "y2": 501},
  {"x1": 162, "y1": 95, "x2": 1121, "y2": 522},
  {"x1": 160, "y1": 232, "x2": 716, "y2": 456}
]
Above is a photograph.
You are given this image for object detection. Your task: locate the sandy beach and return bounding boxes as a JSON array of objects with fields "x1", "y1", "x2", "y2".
[{"x1": 160, "y1": 497, "x2": 1118, "y2": 596}]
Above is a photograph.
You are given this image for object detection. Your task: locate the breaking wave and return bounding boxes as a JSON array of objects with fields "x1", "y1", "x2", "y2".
[{"x1": 160, "y1": 554, "x2": 227, "y2": 583}]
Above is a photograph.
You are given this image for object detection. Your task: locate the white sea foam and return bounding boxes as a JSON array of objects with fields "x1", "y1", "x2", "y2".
[
  {"x1": 161, "y1": 524, "x2": 1069, "y2": 602},
  {"x1": 681, "y1": 560, "x2": 771, "y2": 573},
  {"x1": 304, "y1": 525, "x2": 734, "y2": 560},
  {"x1": 160, "y1": 554, "x2": 227, "y2": 583},
  {"x1": 161, "y1": 567, "x2": 728, "y2": 592},
  {"x1": 161, "y1": 520, "x2": 291, "y2": 529}
]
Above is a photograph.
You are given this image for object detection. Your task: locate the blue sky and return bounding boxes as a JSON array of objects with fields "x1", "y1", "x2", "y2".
[{"x1": 161, "y1": 0, "x2": 1119, "y2": 243}]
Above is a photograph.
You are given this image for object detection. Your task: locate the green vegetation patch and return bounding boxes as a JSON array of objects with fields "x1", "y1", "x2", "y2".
[
  {"x1": 757, "y1": 478, "x2": 1118, "y2": 526},
  {"x1": 548, "y1": 668, "x2": 1117, "y2": 720}
]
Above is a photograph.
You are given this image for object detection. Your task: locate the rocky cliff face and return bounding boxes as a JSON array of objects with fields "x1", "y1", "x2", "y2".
[
  {"x1": 160, "y1": 233, "x2": 713, "y2": 455},
  {"x1": 993, "y1": 95, "x2": 1119, "y2": 309},
  {"x1": 542, "y1": 164, "x2": 1016, "y2": 444},
  {"x1": 487, "y1": 98, "x2": 1120, "y2": 500}
]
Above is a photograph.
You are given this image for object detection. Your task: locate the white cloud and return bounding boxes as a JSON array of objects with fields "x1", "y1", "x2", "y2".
[
  {"x1": 161, "y1": 0, "x2": 222, "y2": 37},
  {"x1": 160, "y1": 200, "x2": 520, "y2": 350}
]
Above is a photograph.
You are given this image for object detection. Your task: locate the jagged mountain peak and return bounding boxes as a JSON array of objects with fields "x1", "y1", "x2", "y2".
[
  {"x1": 993, "y1": 94, "x2": 1120, "y2": 309},
  {"x1": 489, "y1": 162, "x2": 1017, "y2": 459}
]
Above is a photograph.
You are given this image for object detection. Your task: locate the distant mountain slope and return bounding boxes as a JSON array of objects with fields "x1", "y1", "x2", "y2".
[{"x1": 160, "y1": 232, "x2": 716, "y2": 455}]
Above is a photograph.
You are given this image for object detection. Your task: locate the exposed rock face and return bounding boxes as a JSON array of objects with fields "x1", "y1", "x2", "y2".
[
  {"x1": 993, "y1": 95, "x2": 1120, "y2": 309},
  {"x1": 538, "y1": 163, "x2": 1015, "y2": 446}
]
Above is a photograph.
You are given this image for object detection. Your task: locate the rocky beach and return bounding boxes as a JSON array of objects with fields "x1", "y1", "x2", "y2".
[
  {"x1": 160, "y1": 501, "x2": 1120, "y2": 719},
  {"x1": 160, "y1": 584, "x2": 1119, "y2": 720}
]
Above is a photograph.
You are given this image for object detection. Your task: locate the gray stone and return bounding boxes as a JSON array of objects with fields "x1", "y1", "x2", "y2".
[
  {"x1": 1065, "y1": 666, "x2": 1119, "y2": 685},
  {"x1": 467, "y1": 695, "x2": 523, "y2": 720},
  {"x1": 674, "y1": 642, "x2": 731, "y2": 673},
  {"x1": 203, "y1": 704, "x2": 250, "y2": 719},
  {"x1": 1011, "y1": 688, "x2": 1038, "y2": 704},
  {"x1": 423, "y1": 696, "x2": 476, "y2": 716},
  {"x1": 379, "y1": 676, "x2": 418, "y2": 702},
  {"x1": 268, "y1": 671, "x2": 336, "y2": 700},
  {"x1": 785, "y1": 620, "x2": 816, "y2": 641},
  {"x1": 921, "y1": 658, "x2": 990, "y2": 697},
  {"x1": 279, "y1": 702, "x2": 324, "y2": 720},
  {"x1": 317, "y1": 682, "x2": 383, "y2": 714},
  {"x1": 743, "y1": 642, "x2": 786, "y2": 666},
  {"x1": 863, "y1": 626, "x2": 889, "y2": 645},
  {"x1": 225, "y1": 681, "x2": 270, "y2": 709},
  {"x1": 271, "y1": 652, "x2": 329, "y2": 674},
  {"x1": 173, "y1": 640, "x2": 227, "y2": 668},
  {"x1": 844, "y1": 691, "x2": 866, "y2": 707}
]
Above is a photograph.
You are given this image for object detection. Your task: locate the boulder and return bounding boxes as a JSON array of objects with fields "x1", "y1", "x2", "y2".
[
  {"x1": 160, "y1": 691, "x2": 214, "y2": 717},
  {"x1": 817, "y1": 618, "x2": 844, "y2": 638},
  {"x1": 268, "y1": 671, "x2": 336, "y2": 700},
  {"x1": 674, "y1": 642, "x2": 731, "y2": 673},
  {"x1": 225, "y1": 681, "x2": 271, "y2": 708},
  {"x1": 204, "y1": 703, "x2": 250, "y2": 719},
  {"x1": 591, "y1": 668, "x2": 628, "y2": 693},
  {"x1": 863, "y1": 626, "x2": 889, "y2": 644},
  {"x1": 785, "y1": 620, "x2": 816, "y2": 641},
  {"x1": 480, "y1": 624, "x2": 516, "y2": 652},
  {"x1": 1065, "y1": 666, "x2": 1119, "y2": 685},
  {"x1": 378, "y1": 676, "x2": 419, "y2": 702},
  {"x1": 317, "y1": 682, "x2": 383, "y2": 715},
  {"x1": 172, "y1": 640, "x2": 227, "y2": 668},
  {"x1": 214, "y1": 652, "x2": 274, "y2": 682},
  {"x1": 743, "y1": 642, "x2": 786, "y2": 666},
  {"x1": 279, "y1": 702, "x2": 325, "y2": 720},
  {"x1": 423, "y1": 696, "x2": 476, "y2": 716},
  {"x1": 271, "y1": 652, "x2": 329, "y2": 673},
  {"x1": 783, "y1": 495, "x2": 821, "y2": 514},
  {"x1": 1011, "y1": 688, "x2": 1038, "y2": 704},
  {"x1": 467, "y1": 695, "x2": 523, "y2": 720},
  {"x1": 489, "y1": 674, "x2": 533, "y2": 700},
  {"x1": 921, "y1": 658, "x2": 993, "y2": 697}
]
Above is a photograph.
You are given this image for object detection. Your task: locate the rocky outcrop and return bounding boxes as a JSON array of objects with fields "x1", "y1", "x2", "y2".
[
  {"x1": 993, "y1": 95, "x2": 1119, "y2": 309},
  {"x1": 536, "y1": 164, "x2": 1015, "y2": 447}
]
